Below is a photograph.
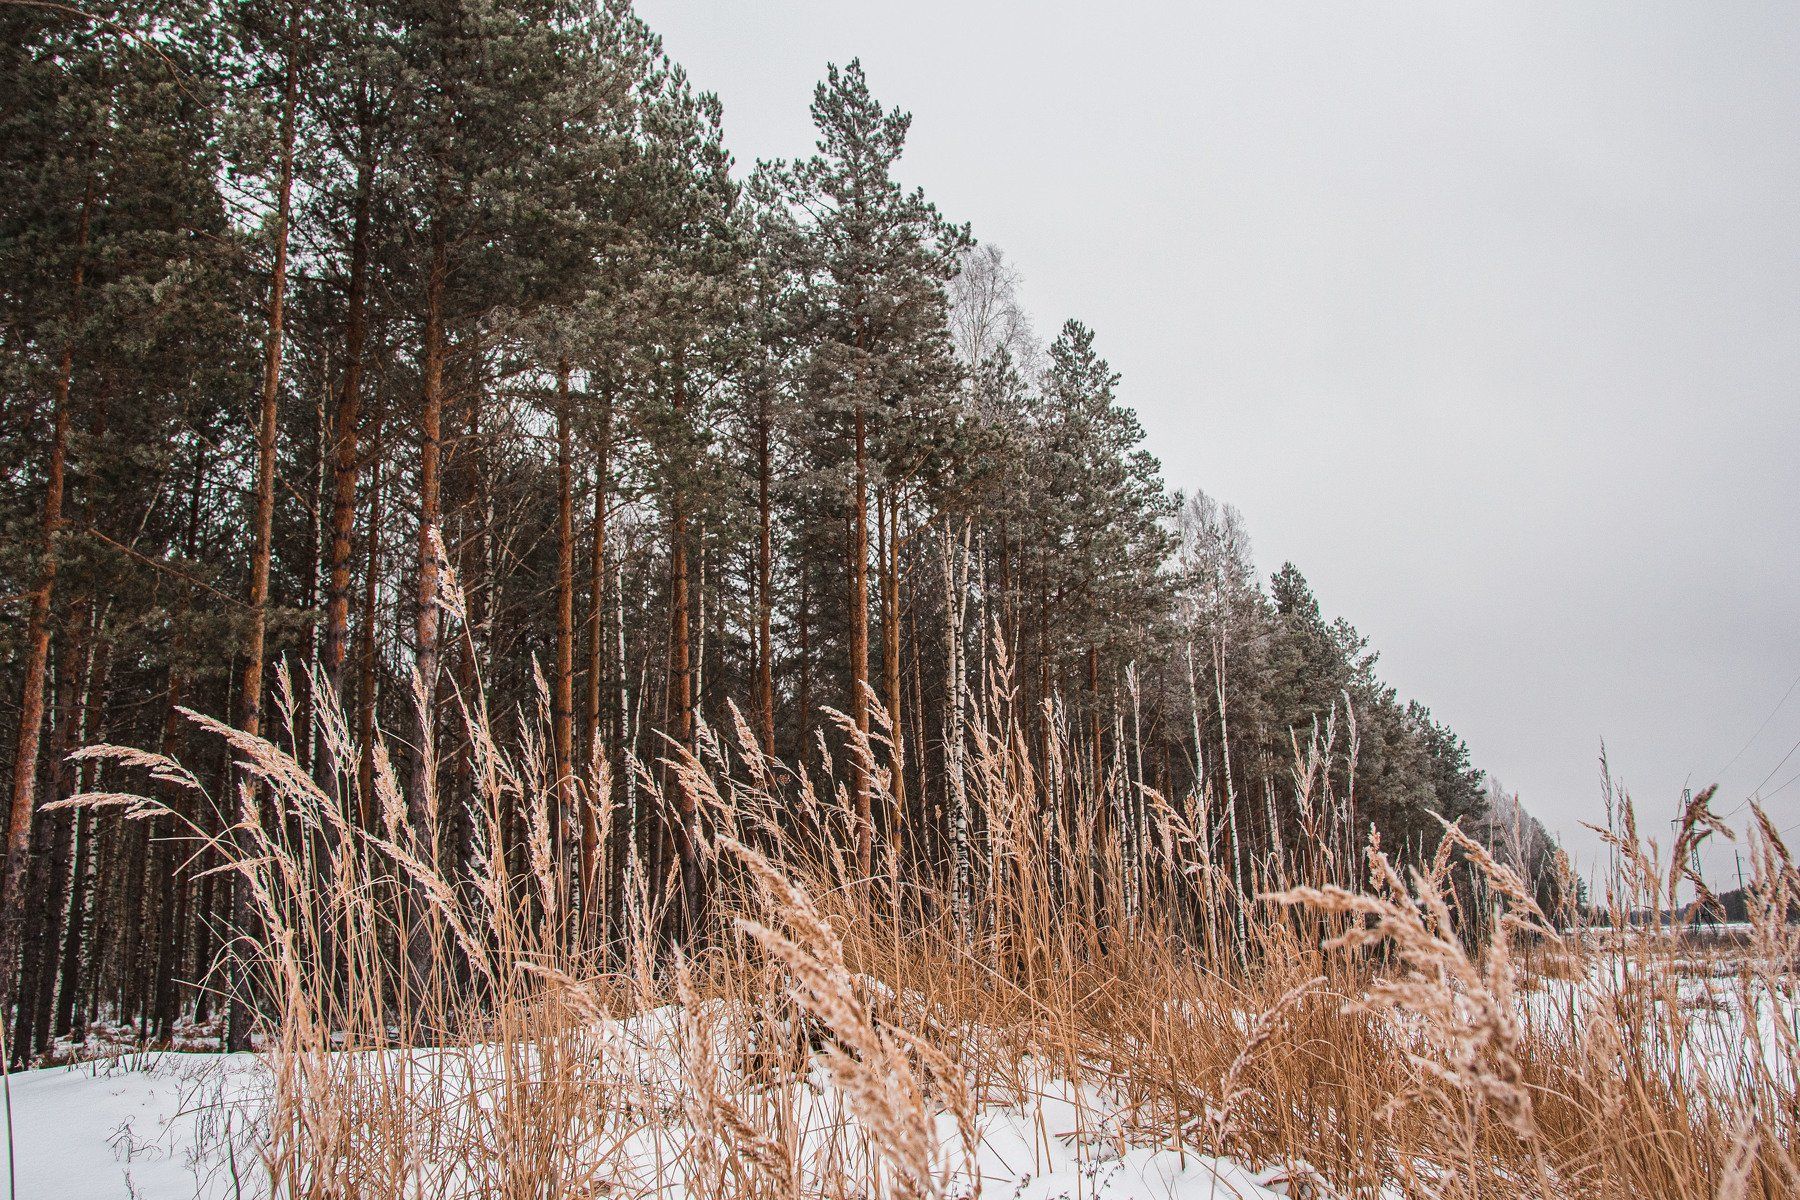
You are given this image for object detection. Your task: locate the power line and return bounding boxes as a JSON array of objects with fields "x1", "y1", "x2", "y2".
[
  {"x1": 1759, "y1": 764, "x2": 1800, "y2": 804},
  {"x1": 1715, "y1": 662, "x2": 1800, "y2": 779},
  {"x1": 1747, "y1": 731, "x2": 1800, "y2": 803},
  {"x1": 1706, "y1": 665, "x2": 1800, "y2": 821}
]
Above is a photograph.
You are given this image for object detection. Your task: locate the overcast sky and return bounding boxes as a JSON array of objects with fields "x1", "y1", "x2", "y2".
[{"x1": 635, "y1": 0, "x2": 1800, "y2": 884}]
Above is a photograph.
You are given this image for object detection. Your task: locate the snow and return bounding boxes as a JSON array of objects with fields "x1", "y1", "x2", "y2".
[
  {"x1": 956, "y1": 1069, "x2": 1298, "y2": 1198},
  {"x1": 1519, "y1": 949, "x2": 1800, "y2": 1091},
  {"x1": 0, "y1": 1036, "x2": 1305, "y2": 1200},
  {"x1": 2, "y1": 1052, "x2": 265, "y2": 1200},
  {"x1": 9, "y1": 944, "x2": 1792, "y2": 1200}
]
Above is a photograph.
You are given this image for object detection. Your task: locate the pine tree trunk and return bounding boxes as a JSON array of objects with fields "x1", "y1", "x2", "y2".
[
  {"x1": 228, "y1": 29, "x2": 297, "y2": 1051},
  {"x1": 356, "y1": 402, "x2": 385, "y2": 821},
  {"x1": 605, "y1": 514, "x2": 632, "y2": 948},
  {"x1": 406, "y1": 217, "x2": 447, "y2": 1004},
  {"x1": 193, "y1": 726, "x2": 237, "y2": 1027},
  {"x1": 553, "y1": 357, "x2": 576, "y2": 834},
  {"x1": 120, "y1": 786, "x2": 152, "y2": 1030},
  {"x1": 583, "y1": 393, "x2": 611, "y2": 932},
  {"x1": 189, "y1": 711, "x2": 234, "y2": 1029},
  {"x1": 941, "y1": 523, "x2": 971, "y2": 937},
  {"x1": 0, "y1": 169, "x2": 91, "y2": 1047},
  {"x1": 997, "y1": 515, "x2": 1011, "y2": 640},
  {"x1": 323, "y1": 137, "x2": 375, "y2": 710},
  {"x1": 298, "y1": 374, "x2": 327, "y2": 774},
  {"x1": 695, "y1": 532, "x2": 708, "y2": 729},
  {"x1": 54, "y1": 804, "x2": 91, "y2": 1041},
  {"x1": 49, "y1": 610, "x2": 103, "y2": 1046},
  {"x1": 583, "y1": 397, "x2": 610, "y2": 773},
  {"x1": 666, "y1": 484, "x2": 698, "y2": 922},
  {"x1": 411, "y1": 222, "x2": 447, "y2": 846},
  {"x1": 19, "y1": 812, "x2": 64, "y2": 1061},
  {"x1": 12, "y1": 810, "x2": 52, "y2": 1062},
  {"x1": 149, "y1": 456, "x2": 206, "y2": 1034},
  {"x1": 449, "y1": 583, "x2": 479, "y2": 877},
  {"x1": 70, "y1": 637, "x2": 112, "y2": 1035},
  {"x1": 15, "y1": 597, "x2": 87, "y2": 1061},
  {"x1": 1038, "y1": 578, "x2": 1052, "y2": 761},
  {"x1": 881, "y1": 487, "x2": 904, "y2": 825},
  {"x1": 849, "y1": 405, "x2": 872, "y2": 878},
  {"x1": 906, "y1": 569, "x2": 925, "y2": 860},
  {"x1": 1089, "y1": 645, "x2": 1103, "y2": 781},
  {"x1": 754, "y1": 381, "x2": 775, "y2": 753},
  {"x1": 797, "y1": 571, "x2": 811, "y2": 747},
  {"x1": 150, "y1": 670, "x2": 187, "y2": 1041},
  {"x1": 444, "y1": 333, "x2": 485, "y2": 880}
]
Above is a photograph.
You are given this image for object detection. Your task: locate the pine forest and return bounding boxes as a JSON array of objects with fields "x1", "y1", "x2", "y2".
[{"x1": 0, "y1": 4, "x2": 1792, "y2": 1198}]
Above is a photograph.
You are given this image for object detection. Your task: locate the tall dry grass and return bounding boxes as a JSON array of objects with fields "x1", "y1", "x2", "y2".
[{"x1": 61, "y1": 648, "x2": 1800, "y2": 1198}]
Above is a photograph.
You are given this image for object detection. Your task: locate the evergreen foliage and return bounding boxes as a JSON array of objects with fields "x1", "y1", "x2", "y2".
[{"x1": 0, "y1": 2, "x2": 1554, "y2": 1061}]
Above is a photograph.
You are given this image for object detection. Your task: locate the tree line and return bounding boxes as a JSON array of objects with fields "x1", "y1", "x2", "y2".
[{"x1": 0, "y1": 0, "x2": 1559, "y2": 1064}]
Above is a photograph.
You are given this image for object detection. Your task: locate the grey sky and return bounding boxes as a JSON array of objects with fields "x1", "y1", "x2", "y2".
[{"x1": 635, "y1": 0, "x2": 1800, "y2": 884}]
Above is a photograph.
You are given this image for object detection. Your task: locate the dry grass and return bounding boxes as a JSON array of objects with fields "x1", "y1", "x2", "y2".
[{"x1": 61, "y1": 654, "x2": 1800, "y2": 1199}]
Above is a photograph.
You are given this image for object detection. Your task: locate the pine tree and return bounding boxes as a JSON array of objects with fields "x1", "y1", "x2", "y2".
[
  {"x1": 1027, "y1": 320, "x2": 1174, "y2": 758},
  {"x1": 776, "y1": 60, "x2": 968, "y2": 875}
]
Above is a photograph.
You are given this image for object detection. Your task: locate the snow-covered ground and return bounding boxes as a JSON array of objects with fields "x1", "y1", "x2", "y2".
[
  {"x1": 1519, "y1": 949, "x2": 1800, "y2": 1091},
  {"x1": 2, "y1": 1038, "x2": 1308, "y2": 1200},
  {"x1": 3, "y1": 1052, "x2": 265, "y2": 1200},
  {"x1": 13, "y1": 947, "x2": 1791, "y2": 1200}
]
